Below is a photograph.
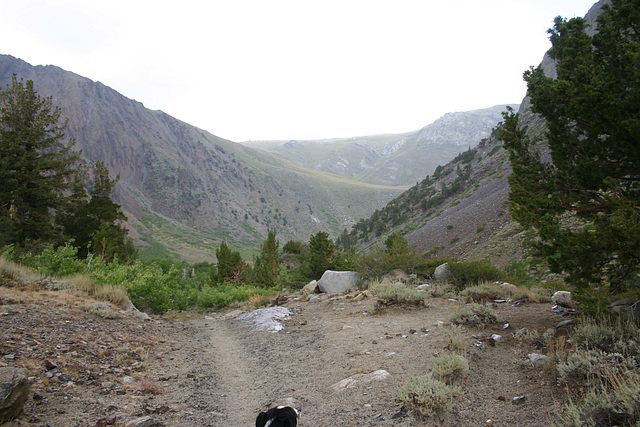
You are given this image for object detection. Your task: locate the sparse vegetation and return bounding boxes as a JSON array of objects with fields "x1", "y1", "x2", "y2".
[
  {"x1": 368, "y1": 279, "x2": 427, "y2": 309},
  {"x1": 449, "y1": 303, "x2": 503, "y2": 326},
  {"x1": 397, "y1": 375, "x2": 460, "y2": 418},
  {"x1": 430, "y1": 353, "x2": 469, "y2": 385},
  {"x1": 442, "y1": 324, "x2": 468, "y2": 353}
]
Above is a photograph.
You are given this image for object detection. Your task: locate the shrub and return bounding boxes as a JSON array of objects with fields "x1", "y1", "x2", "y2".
[
  {"x1": 18, "y1": 242, "x2": 86, "y2": 277},
  {"x1": 556, "y1": 375, "x2": 640, "y2": 427},
  {"x1": 527, "y1": 286, "x2": 554, "y2": 303},
  {"x1": 447, "y1": 261, "x2": 507, "y2": 291},
  {"x1": 368, "y1": 280, "x2": 427, "y2": 307},
  {"x1": 557, "y1": 349, "x2": 638, "y2": 388},
  {"x1": 443, "y1": 324, "x2": 468, "y2": 353},
  {"x1": 459, "y1": 281, "x2": 527, "y2": 303},
  {"x1": 81, "y1": 302, "x2": 121, "y2": 319},
  {"x1": 572, "y1": 318, "x2": 640, "y2": 357},
  {"x1": 356, "y1": 244, "x2": 422, "y2": 280},
  {"x1": 397, "y1": 375, "x2": 460, "y2": 418},
  {"x1": 431, "y1": 354, "x2": 469, "y2": 385},
  {"x1": 449, "y1": 303, "x2": 502, "y2": 326}
]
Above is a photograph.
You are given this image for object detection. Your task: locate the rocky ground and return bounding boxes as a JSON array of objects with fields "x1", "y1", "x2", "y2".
[{"x1": 1, "y1": 284, "x2": 571, "y2": 426}]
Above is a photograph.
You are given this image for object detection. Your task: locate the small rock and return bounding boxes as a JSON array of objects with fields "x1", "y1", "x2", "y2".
[
  {"x1": 352, "y1": 290, "x2": 373, "y2": 302},
  {"x1": 44, "y1": 360, "x2": 57, "y2": 370},
  {"x1": 527, "y1": 353, "x2": 548, "y2": 368},
  {"x1": 302, "y1": 280, "x2": 318, "y2": 296},
  {"x1": 512, "y1": 395, "x2": 527, "y2": 405},
  {"x1": 0, "y1": 367, "x2": 30, "y2": 423},
  {"x1": 556, "y1": 319, "x2": 574, "y2": 329},
  {"x1": 121, "y1": 376, "x2": 135, "y2": 384},
  {"x1": 123, "y1": 416, "x2": 161, "y2": 427},
  {"x1": 57, "y1": 374, "x2": 72, "y2": 383},
  {"x1": 317, "y1": 270, "x2": 360, "y2": 294},
  {"x1": 330, "y1": 370, "x2": 391, "y2": 393},
  {"x1": 491, "y1": 334, "x2": 502, "y2": 342},
  {"x1": 513, "y1": 328, "x2": 528, "y2": 338},
  {"x1": 486, "y1": 420, "x2": 494, "y2": 426}
]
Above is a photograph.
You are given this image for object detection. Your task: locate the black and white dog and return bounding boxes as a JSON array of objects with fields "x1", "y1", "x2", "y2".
[{"x1": 255, "y1": 405, "x2": 299, "y2": 427}]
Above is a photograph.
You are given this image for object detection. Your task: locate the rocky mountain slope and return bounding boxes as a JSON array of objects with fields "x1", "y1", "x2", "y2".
[
  {"x1": 354, "y1": 0, "x2": 609, "y2": 268},
  {"x1": 0, "y1": 55, "x2": 406, "y2": 261},
  {"x1": 243, "y1": 104, "x2": 516, "y2": 187}
]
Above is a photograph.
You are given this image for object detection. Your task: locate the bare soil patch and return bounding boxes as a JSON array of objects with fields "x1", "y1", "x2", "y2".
[{"x1": 1, "y1": 286, "x2": 570, "y2": 426}]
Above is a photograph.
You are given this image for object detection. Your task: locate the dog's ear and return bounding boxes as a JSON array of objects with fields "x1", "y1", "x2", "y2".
[{"x1": 256, "y1": 411, "x2": 268, "y2": 427}]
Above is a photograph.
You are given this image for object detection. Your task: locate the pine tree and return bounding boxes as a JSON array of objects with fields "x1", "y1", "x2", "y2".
[
  {"x1": 304, "y1": 231, "x2": 335, "y2": 280},
  {"x1": 253, "y1": 231, "x2": 281, "y2": 287},
  {"x1": 86, "y1": 162, "x2": 136, "y2": 262},
  {"x1": 499, "y1": 0, "x2": 640, "y2": 291},
  {"x1": 215, "y1": 240, "x2": 245, "y2": 284},
  {"x1": 60, "y1": 161, "x2": 136, "y2": 262},
  {"x1": 0, "y1": 75, "x2": 79, "y2": 245}
]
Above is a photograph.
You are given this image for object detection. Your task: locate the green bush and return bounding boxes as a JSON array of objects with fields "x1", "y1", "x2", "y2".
[
  {"x1": 431, "y1": 354, "x2": 469, "y2": 385},
  {"x1": 447, "y1": 261, "x2": 506, "y2": 291},
  {"x1": 449, "y1": 303, "x2": 502, "y2": 326},
  {"x1": 356, "y1": 244, "x2": 422, "y2": 280},
  {"x1": 15, "y1": 242, "x2": 86, "y2": 277},
  {"x1": 397, "y1": 375, "x2": 460, "y2": 418}
]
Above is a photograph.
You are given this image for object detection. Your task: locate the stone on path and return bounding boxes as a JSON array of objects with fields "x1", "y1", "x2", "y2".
[
  {"x1": 0, "y1": 367, "x2": 29, "y2": 424},
  {"x1": 330, "y1": 370, "x2": 391, "y2": 393}
]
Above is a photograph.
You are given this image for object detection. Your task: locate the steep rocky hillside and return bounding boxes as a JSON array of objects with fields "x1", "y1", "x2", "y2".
[
  {"x1": 353, "y1": 132, "x2": 521, "y2": 268},
  {"x1": 243, "y1": 104, "x2": 516, "y2": 187},
  {"x1": 354, "y1": 0, "x2": 609, "y2": 268},
  {"x1": 0, "y1": 55, "x2": 405, "y2": 261}
]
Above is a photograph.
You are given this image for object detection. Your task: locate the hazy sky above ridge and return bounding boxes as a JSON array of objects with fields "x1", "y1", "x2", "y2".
[{"x1": 1, "y1": 0, "x2": 598, "y2": 142}]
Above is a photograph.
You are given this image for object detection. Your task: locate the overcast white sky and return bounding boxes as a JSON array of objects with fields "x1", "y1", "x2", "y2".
[{"x1": 2, "y1": 0, "x2": 598, "y2": 142}]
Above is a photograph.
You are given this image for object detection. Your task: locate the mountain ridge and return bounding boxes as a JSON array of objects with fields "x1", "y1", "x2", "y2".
[
  {"x1": 242, "y1": 104, "x2": 517, "y2": 187},
  {"x1": 0, "y1": 54, "x2": 408, "y2": 260}
]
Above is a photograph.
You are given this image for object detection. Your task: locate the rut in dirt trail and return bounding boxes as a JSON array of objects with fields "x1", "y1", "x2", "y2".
[{"x1": 207, "y1": 319, "x2": 268, "y2": 425}]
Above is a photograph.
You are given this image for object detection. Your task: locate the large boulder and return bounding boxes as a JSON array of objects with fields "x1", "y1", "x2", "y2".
[
  {"x1": 608, "y1": 298, "x2": 640, "y2": 319},
  {"x1": 552, "y1": 291, "x2": 574, "y2": 308},
  {"x1": 0, "y1": 367, "x2": 30, "y2": 423},
  {"x1": 317, "y1": 271, "x2": 360, "y2": 294},
  {"x1": 433, "y1": 263, "x2": 451, "y2": 281}
]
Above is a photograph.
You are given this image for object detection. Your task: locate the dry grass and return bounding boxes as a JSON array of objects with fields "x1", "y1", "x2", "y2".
[
  {"x1": 0, "y1": 256, "x2": 44, "y2": 285},
  {"x1": 1, "y1": 256, "x2": 130, "y2": 310},
  {"x1": 248, "y1": 294, "x2": 271, "y2": 309},
  {"x1": 138, "y1": 379, "x2": 162, "y2": 395}
]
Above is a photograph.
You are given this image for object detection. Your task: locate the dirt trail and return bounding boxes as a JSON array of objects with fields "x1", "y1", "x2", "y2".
[
  {"x1": 206, "y1": 319, "x2": 266, "y2": 425},
  {"x1": 2, "y1": 288, "x2": 570, "y2": 426}
]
